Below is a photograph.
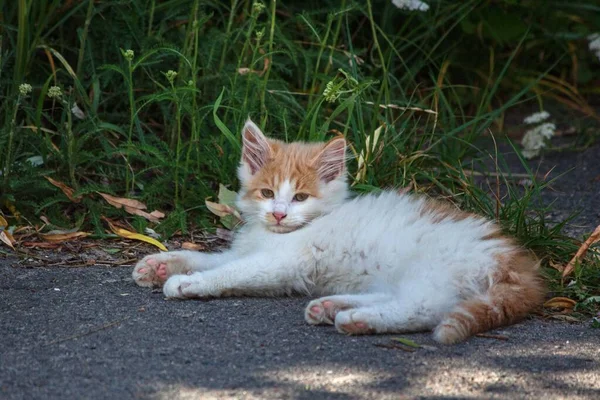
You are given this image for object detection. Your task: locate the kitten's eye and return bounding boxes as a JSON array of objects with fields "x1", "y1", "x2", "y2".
[
  {"x1": 293, "y1": 193, "x2": 309, "y2": 202},
  {"x1": 261, "y1": 189, "x2": 274, "y2": 198}
]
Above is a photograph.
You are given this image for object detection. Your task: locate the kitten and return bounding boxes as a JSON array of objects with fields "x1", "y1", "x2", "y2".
[{"x1": 133, "y1": 119, "x2": 544, "y2": 344}]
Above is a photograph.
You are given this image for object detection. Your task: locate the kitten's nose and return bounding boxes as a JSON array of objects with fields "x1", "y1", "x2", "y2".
[{"x1": 272, "y1": 212, "x2": 287, "y2": 223}]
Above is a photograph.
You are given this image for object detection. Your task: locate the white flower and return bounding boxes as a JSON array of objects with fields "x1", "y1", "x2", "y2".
[
  {"x1": 523, "y1": 111, "x2": 550, "y2": 124},
  {"x1": 521, "y1": 122, "x2": 556, "y2": 159},
  {"x1": 589, "y1": 33, "x2": 600, "y2": 61},
  {"x1": 123, "y1": 49, "x2": 134, "y2": 61},
  {"x1": 19, "y1": 83, "x2": 33, "y2": 96},
  {"x1": 47, "y1": 86, "x2": 62, "y2": 99},
  {"x1": 392, "y1": 0, "x2": 429, "y2": 11}
]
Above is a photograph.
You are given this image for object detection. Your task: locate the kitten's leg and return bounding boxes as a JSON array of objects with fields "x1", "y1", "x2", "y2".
[
  {"x1": 333, "y1": 298, "x2": 450, "y2": 335},
  {"x1": 305, "y1": 293, "x2": 393, "y2": 325},
  {"x1": 133, "y1": 250, "x2": 239, "y2": 288},
  {"x1": 162, "y1": 251, "x2": 310, "y2": 298}
]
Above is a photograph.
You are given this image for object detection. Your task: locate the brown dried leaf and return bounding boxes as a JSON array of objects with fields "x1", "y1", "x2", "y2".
[
  {"x1": 544, "y1": 297, "x2": 577, "y2": 310},
  {"x1": 0, "y1": 231, "x2": 16, "y2": 250},
  {"x1": 45, "y1": 176, "x2": 81, "y2": 203},
  {"x1": 40, "y1": 231, "x2": 90, "y2": 242},
  {"x1": 548, "y1": 260, "x2": 565, "y2": 272},
  {"x1": 22, "y1": 241, "x2": 60, "y2": 249},
  {"x1": 205, "y1": 201, "x2": 241, "y2": 219},
  {"x1": 562, "y1": 224, "x2": 600, "y2": 278},
  {"x1": 99, "y1": 193, "x2": 165, "y2": 223},
  {"x1": 548, "y1": 314, "x2": 580, "y2": 322},
  {"x1": 181, "y1": 242, "x2": 205, "y2": 251},
  {"x1": 98, "y1": 192, "x2": 147, "y2": 210},
  {"x1": 0, "y1": 215, "x2": 7, "y2": 228}
]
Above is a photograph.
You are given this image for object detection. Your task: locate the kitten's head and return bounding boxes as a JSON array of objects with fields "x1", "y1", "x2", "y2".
[{"x1": 237, "y1": 119, "x2": 348, "y2": 233}]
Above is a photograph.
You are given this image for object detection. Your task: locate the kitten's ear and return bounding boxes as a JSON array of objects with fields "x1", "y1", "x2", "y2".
[
  {"x1": 242, "y1": 118, "x2": 271, "y2": 175},
  {"x1": 315, "y1": 137, "x2": 346, "y2": 183}
]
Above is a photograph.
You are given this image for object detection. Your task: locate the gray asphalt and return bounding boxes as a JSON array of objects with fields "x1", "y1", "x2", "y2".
[{"x1": 1, "y1": 259, "x2": 599, "y2": 400}]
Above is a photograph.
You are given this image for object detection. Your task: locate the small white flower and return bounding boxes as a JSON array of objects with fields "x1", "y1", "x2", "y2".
[
  {"x1": 392, "y1": 0, "x2": 429, "y2": 11},
  {"x1": 537, "y1": 122, "x2": 556, "y2": 139},
  {"x1": 19, "y1": 83, "x2": 33, "y2": 96},
  {"x1": 123, "y1": 49, "x2": 135, "y2": 61},
  {"x1": 589, "y1": 33, "x2": 600, "y2": 61},
  {"x1": 523, "y1": 111, "x2": 550, "y2": 124},
  {"x1": 165, "y1": 70, "x2": 178, "y2": 84},
  {"x1": 521, "y1": 122, "x2": 556, "y2": 159},
  {"x1": 47, "y1": 86, "x2": 63, "y2": 99}
]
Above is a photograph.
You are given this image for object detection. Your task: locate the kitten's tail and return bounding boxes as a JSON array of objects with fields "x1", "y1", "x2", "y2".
[{"x1": 433, "y1": 249, "x2": 545, "y2": 345}]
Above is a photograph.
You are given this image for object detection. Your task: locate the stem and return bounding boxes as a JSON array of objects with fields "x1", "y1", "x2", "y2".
[
  {"x1": 219, "y1": 0, "x2": 239, "y2": 71},
  {"x1": 147, "y1": 0, "x2": 156, "y2": 37},
  {"x1": 259, "y1": 0, "x2": 277, "y2": 116},
  {"x1": 174, "y1": 85, "x2": 182, "y2": 206},
  {"x1": 126, "y1": 59, "x2": 135, "y2": 194},
  {"x1": 3, "y1": 96, "x2": 21, "y2": 189},
  {"x1": 76, "y1": 0, "x2": 95, "y2": 78},
  {"x1": 66, "y1": 100, "x2": 77, "y2": 189}
]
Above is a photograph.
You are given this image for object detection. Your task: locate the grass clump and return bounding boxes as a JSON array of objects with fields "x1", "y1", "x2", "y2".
[{"x1": 0, "y1": 0, "x2": 599, "y2": 303}]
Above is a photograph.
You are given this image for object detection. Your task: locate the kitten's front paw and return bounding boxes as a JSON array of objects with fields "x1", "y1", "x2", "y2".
[
  {"x1": 163, "y1": 273, "x2": 209, "y2": 299},
  {"x1": 132, "y1": 252, "x2": 193, "y2": 288}
]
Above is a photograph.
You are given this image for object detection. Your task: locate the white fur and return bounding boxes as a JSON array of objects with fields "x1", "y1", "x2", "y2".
[
  {"x1": 134, "y1": 122, "x2": 515, "y2": 344},
  {"x1": 138, "y1": 190, "x2": 512, "y2": 342}
]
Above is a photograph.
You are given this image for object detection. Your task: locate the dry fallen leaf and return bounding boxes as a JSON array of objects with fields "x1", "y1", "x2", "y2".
[
  {"x1": 0, "y1": 215, "x2": 7, "y2": 228},
  {"x1": 181, "y1": 242, "x2": 205, "y2": 251},
  {"x1": 0, "y1": 231, "x2": 16, "y2": 250},
  {"x1": 22, "y1": 241, "x2": 61, "y2": 249},
  {"x1": 205, "y1": 201, "x2": 241, "y2": 219},
  {"x1": 103, "y1": 217, "x2": 167, "y2": 251},
  {"x1": 544, "y1": 297, "x2": 577, "y2": 310},
  {"x1": 562, "y1": 224, "x2": 600, "y2": 278},
  {"x1": 98, "y1": 192, "x2": 165, "y2": 223},
  {"x1": 45, "y1": 176, "x2": 82, "y2": 203},
  {"x1": 548, "y1": 314, "x2": 580, "y2": 322},
  {"x1": 40, "y1": 231, "x2": 90, "y2": 242}
]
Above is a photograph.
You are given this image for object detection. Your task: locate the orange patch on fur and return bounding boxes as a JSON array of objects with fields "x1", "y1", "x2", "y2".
[
  {"x1": 244, "y1": 140, "x2": 326, "y2": 201},
  {"x1": 435, "y1": 237, "x2": 545, "y2": 344},
  {"x1": 419, "y1": 197, "x2": 476, "y2": 223}
]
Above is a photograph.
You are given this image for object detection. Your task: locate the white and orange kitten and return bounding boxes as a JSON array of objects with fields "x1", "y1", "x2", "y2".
[{"x1": 133, "y1": 119, "x2": 544, "y2": 344}]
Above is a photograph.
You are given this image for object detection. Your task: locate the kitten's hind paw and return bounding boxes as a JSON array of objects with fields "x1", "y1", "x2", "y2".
[
  {"x1": 334, "y1": 310, "x2": 377, "y2": 335},
  {"x1": 132, "y1": 252, "x2": 192, "y2": 288},
  {"x1": 305, "y1": 299, "x2": 343, "y2": 325}
]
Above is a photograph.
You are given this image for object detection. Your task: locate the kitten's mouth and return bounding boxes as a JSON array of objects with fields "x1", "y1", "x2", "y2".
[{"x1": 267, "y1": 224, "x2": 302, "y2": 233}]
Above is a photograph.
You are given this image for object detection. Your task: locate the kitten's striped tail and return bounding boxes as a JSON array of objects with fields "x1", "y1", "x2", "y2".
[{"x1": 433, "y1": 250, "x2": 545, "y2": 345}]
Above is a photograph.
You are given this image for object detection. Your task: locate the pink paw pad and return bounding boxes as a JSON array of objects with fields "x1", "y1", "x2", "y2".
[
  {"x1": 156, "y1": 264, "x2": 168, "y2": 279},
  {"x1": 321, "y1": 301, "x2": 338, "y2": 318},
  {"x1": 310, "y1": 305, "x2": 322, "y2": 314},
  {"x1": 340, "y1": 321, "x2": 373, "y2": 335},
  {"x1": 146, "y1": 258, "x2": 158, "y2": 266}
]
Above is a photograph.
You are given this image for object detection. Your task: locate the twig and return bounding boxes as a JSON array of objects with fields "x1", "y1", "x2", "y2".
[
  {"x1": 374, "y1": 342, "x2": 416, "y2": 352},
  {"x1": 476, "y1": 333, "x2": 509, "y2": 341},
  {"x1": 562, "y1": 224, "x2": 600, "y2": 279},
  {"x1": 45, "y1": 316, "x2": 130, "y2": 345}
]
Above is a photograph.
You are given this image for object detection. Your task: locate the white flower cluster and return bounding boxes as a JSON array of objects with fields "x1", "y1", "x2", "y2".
[
  {"x1": 521, "y1": 111, "x2": 555, "y2": 159},
  {"x1": 523, "y1": 111, "x2": 550, "y2": 125},
  {"x1": 392, "y1": 0, "x2": 429, "y2": 12},
  {"x1": 589, "y1": 33, "x2": 600, "y2": 62}
]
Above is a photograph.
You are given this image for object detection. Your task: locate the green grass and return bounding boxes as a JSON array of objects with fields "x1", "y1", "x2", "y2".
[{"x1": 0, "y1": 0, "x2": 599, "y2": 305}]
